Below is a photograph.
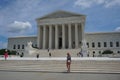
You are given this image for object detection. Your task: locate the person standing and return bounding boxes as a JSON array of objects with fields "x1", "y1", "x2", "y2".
[
  {"x1": 36, "y1": 54, "x2": 39, "y2": 58},
  {"x1": 66, "y1": 53, "x2": 71, "y2": 72},
  {"x1": 49, "y1": 52, "x2": 51, "y2": 57},
  {"x1": 79, "y1": 51, "x2": 83, "y2": 57},
  {"x1": 4, "y1": 51, "x2": 8, "y2": 60}
]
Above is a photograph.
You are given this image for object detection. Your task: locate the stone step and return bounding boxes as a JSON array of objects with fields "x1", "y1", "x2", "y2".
[
  {"x1": 1, "y1": 66, "x2": 120, "y2": 71},
  {"x1": 28, "y1": 49, "x2": 85, "y2": 57},
  {"x1": 0, "y1": 60, "x2": 120, "y2": 73},
  {"x1": 0, "y1": 67, "x2": 120, "y2": 73}
]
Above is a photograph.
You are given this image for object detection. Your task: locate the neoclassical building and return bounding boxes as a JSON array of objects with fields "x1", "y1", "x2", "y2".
[
  {"x1": 36, "y1": 11, "x2": 85, "y2": 50},
  {"x1": 7, "y1": 10, "x2": 120, "y2": 57}
]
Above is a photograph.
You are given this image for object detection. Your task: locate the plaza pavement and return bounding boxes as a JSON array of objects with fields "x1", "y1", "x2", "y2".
[{"x1": 0, "y1": 71, "x2": 120, "y2": 80}]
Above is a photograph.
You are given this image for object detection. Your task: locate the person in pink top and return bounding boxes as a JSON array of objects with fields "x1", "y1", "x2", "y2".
[
  {"x1": 66, "y1": 53, "x2": 71, "y2": 72},
  {"x1": 4, "y1": 51, "x2": 8, "y2": 60}
]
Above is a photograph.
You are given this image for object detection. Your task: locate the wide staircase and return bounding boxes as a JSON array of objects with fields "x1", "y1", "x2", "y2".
[
  {"x1": 27, "y1": 48, "x2": 88, "y2": 57},
  {"x1": 0, "y1": 58, "x2": 120, "y2": 73}
]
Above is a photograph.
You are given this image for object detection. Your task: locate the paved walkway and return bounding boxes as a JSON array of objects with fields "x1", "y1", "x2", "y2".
[
  {"x1": 0, "y1": 57, "x2": 120, "y2": 60},
  {"x1": 0, "y1": 71, "x2": 120, "y2": 80}
]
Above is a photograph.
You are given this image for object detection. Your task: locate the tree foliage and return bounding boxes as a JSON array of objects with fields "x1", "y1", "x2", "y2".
[{"x1": 0, "y1": 49, "x2": 17, "y2": 55}]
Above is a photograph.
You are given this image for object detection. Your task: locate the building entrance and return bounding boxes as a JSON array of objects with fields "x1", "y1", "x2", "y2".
[{"x1": 59, "y1": 37, "x2": 62, "y2": 49}]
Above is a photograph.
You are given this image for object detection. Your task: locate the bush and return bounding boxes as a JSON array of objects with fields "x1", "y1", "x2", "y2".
[
  {"x1": 9, "y1": 51, "x2": 17, "y2": 55},
  {"x1": 0, "y1": 49, "x2": 17, "y2": 55},
  {"x1": 102, "y1": 50, "x2": 113, "y2": 54}
]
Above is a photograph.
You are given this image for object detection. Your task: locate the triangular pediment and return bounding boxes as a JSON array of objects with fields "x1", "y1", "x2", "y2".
[{"x1": 37, "y1": 10, "x2": 85, "y2": 20}]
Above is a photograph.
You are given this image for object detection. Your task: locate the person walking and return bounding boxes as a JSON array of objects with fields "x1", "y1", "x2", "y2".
[
  {"x1": 4, "y1": 51, "x2": 8, "y2": 60},
  {"x1": 66, "y1": 53, "x2": 71, "y2": 72}
]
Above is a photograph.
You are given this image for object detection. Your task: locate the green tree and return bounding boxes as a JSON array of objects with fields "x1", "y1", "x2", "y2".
[
  {"x1": 0, "y1": 49, "x2": 16, "y2": 55},
  {"x1": 0, "y1": 49, "x2": 6, "y2": 55}
]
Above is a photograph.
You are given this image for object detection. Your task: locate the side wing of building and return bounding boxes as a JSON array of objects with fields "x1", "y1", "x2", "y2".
[
  {"x1": 85, "y1": 32, "x2": 120, "y2": 56},
  {"x1": 7, "y1": 36, "x2": 37, "y2": 56}
]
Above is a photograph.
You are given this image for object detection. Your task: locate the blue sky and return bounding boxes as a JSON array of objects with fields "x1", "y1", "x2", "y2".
[{"x1": 0, "y1": 0, "x2": 120, "y2": 49}]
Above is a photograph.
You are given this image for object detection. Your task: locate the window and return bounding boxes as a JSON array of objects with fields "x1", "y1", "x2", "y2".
[
  {"x1": 13, "y1": 45, "x2": 16, "y2": 49},
  {"x1": 116, "y1": 42, "x2": 119, "y2": 47},
  {"x1": 86, "y1": 42, "x2": 89, "y2": 48},
  {"x1": 18, "y1": 45, "x2": 20, "y2": 49},
  {"x1": 104, "y1": 42, "x2": 107, "y2": 47},
  {"x1": 93, "y1": 51, "x2": 95, "y2": 57},
  {"x1": 22, "y1": 45, "x2": 24, "y2": 49},
  {"x1": 118, "y1": 51, "x2": 120, "y2": 53},
  {"x1": 98, "y1": 42, "x2": 101, "y2": 47},
  {"x1": 92, "y1": 42, "x2": 95, "y2": 48},
  {"x1": 110, "y1": 42, "x2": 113, "y2": 47}
]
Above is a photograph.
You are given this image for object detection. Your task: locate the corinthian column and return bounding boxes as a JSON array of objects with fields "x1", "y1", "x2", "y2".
[
  {"x1": 75, "y1": 23, "x2": 78, "y2": 48},
  {"x1": 55, "y1": 24, "x2": 58, "y2": 49},
  {"x1": 43, "y1": 25, "x2": 46, "y2": 49},
  {"x1": 62, "y1": 24, "x2": 65, "y2": 49},
  {"x1": 49, "y1": 25, "x2": 52, "y2": 49},
  {"x1": 37, "y1": 26, "x2": 40, "y2": 49},
  {"x1": 68, "y1": 24, "x2": 72, "y2": 49}
]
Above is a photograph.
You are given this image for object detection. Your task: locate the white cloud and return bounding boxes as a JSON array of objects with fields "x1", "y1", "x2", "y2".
[
  {"x1": 74, "y1": 0, "x2": 104, "y2": 8},
  {"x1": 105, "y1": 0, "x2": 120, "y2": 8},
  {"x1": 115, "y1": 27, "x2": 120, "y2": 31},
  {"x1": 8, "y1": 21, "x2": 32, "y2": 34},
  {"x1": 74, "y1": 0, "x2": 120, "y2": 8},
  {"x1": 74, "y1": 0, "x2": 92, "y2": 8},
  {"x1": 0, "y1": 0, "x2": 69, "y2": 37}
]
